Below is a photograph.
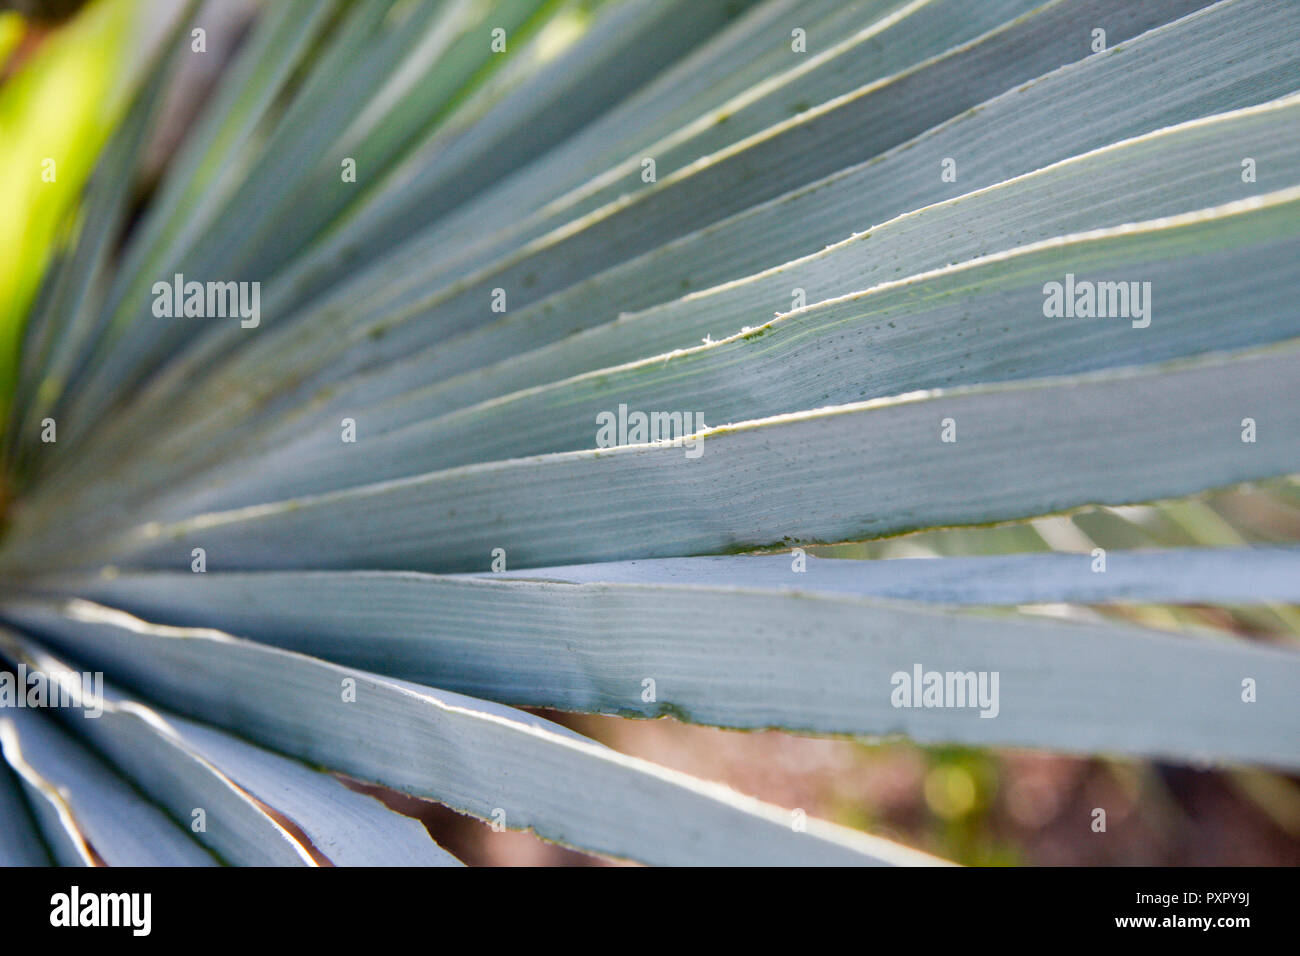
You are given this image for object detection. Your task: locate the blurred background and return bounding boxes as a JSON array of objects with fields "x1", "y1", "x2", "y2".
[{"x1": 3, "y1": 0, "x2": 1298, "y2": 866}]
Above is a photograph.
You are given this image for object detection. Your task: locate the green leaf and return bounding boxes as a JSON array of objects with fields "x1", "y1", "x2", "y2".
[
  {"x1": 12, "y1": 340, "x2": 1299, "y2": 576},
  {"x1": 110, "y1": 187, "x2": 1300, "y2": 517},
  {"x1": 0, "y1": 0, "x2": 189, "y2": 417},
  {"x1": 0, "y1": 755, "x2": 49, "y2": 866},
  {"x1": 0, "y1": 700, "x2": 216, "y2": 866},
  {"x1": 10, "y1": 549, "x2": 1297, "y2": 764},
  {"x1": 0, "y1": 630, "x2": 459, "y2": 865},
  {"x1": 49, "y1": 0, "x2": 1296, "y2": 498},
  {"x1": 0, "y1": 598, "x2": 942, "y2": 866}
]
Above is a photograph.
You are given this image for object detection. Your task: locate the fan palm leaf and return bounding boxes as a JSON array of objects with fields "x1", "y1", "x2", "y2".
[{"x1": 0, "y1": 0, "x2": 1297, "y2": 866}]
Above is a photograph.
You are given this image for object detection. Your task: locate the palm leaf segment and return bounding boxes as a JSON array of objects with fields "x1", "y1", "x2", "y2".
[{"x1": 0, "y1": 0, "x2": 1297, "y2": 866}]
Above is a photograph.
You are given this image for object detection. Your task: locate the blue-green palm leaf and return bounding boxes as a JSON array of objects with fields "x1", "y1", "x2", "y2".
[{"x1": 0, "y1": 0, "x2": 1297, "y2": 866}]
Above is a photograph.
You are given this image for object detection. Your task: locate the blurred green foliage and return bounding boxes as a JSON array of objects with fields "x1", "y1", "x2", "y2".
[{"x1": 0, "y1": 0, "x2": 148, "y2": 420}]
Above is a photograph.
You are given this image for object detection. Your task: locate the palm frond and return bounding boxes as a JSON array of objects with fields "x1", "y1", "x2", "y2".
[{"x1": 0, "y1": 0, "x2": 1297, "y2": 866}]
